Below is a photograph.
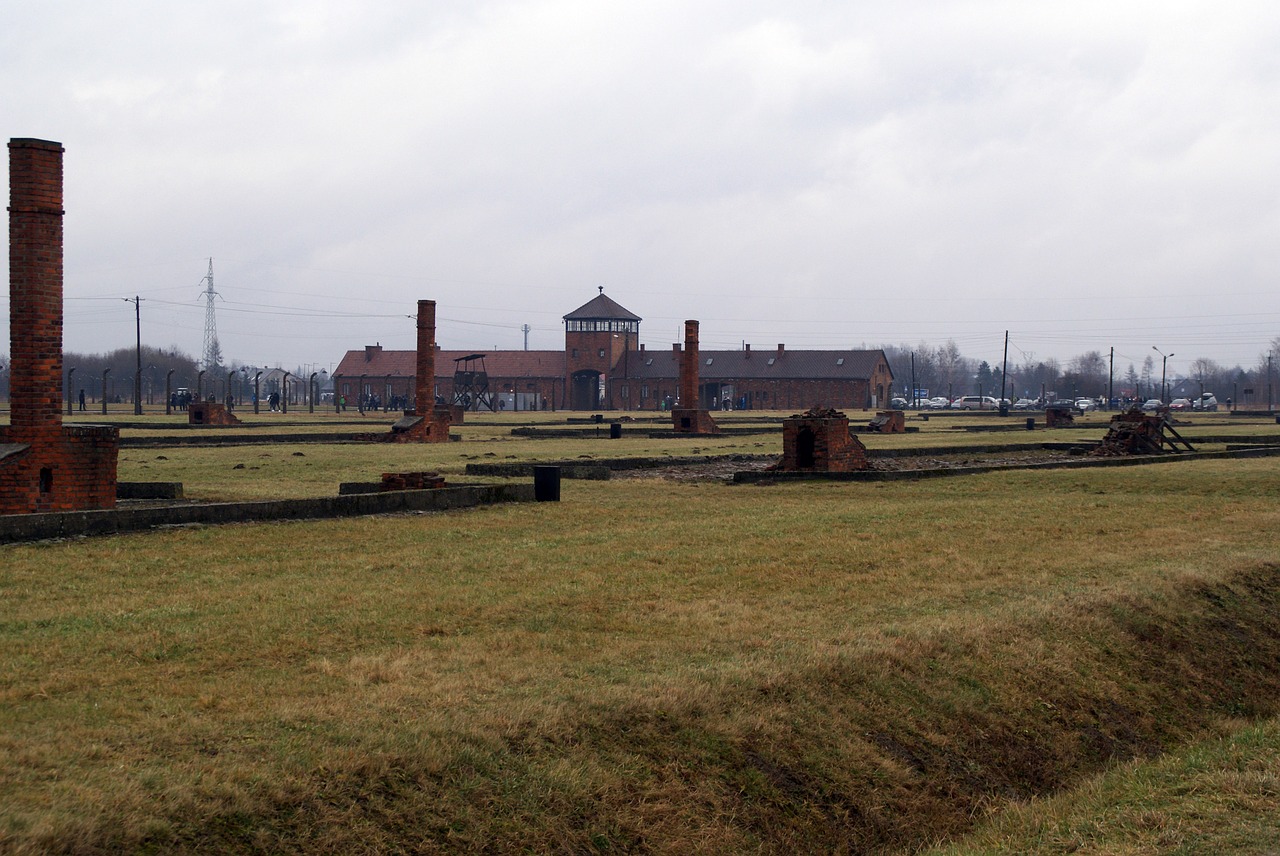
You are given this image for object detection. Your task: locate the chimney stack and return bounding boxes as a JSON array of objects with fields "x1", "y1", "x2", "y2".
[
  {"x1": 680, "y1": 320, "x2": 700, "y2": 409},
  {"x1": 415, "y1": 300, "x2": 436, "y2": 416},
  {"x1": 9, "y1": 139, "x2": 65, "y2": 440}
]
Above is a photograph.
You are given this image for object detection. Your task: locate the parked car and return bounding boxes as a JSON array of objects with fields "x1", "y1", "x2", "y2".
[
  {"x1": 1074, "y1": 398, "x2": 1096, "y2": 411},
  {"x1": 1169, "y1": 398, "x2": 1193, "y2": 410},
  {"x1": 890, "y1": 397, "x2": 908, "y2": 409},
  {"x1": 1140, "y1": 399, "x2": 1164, "y2": 412},
  {"x1": 950, "y1": 395, "x2": 999, "y2": 410},
  {"x1": 1013, "y1": 398, "x2": 1038, "y2": 410},
  {"x1": 928, "y1": 396, "x2": 951, "y2": 409},
  {"x1": 1193, "y1": 393, "x2": 1218, "y2": 411}
]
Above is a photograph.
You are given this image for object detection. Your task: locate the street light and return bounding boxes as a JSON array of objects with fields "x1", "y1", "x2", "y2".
[
  {"x1": 101, "y1": 368, "x2": 111, "y2": 415},
  {"x1": 254, "y1": 371, "x2": 262, "y2": 414},
  {"x1": 1152, "y1": 346, "x2": 1174, "y2": 403},
  {"x1": 67, "y1": 366, "x2": 77, "y2": 415}
]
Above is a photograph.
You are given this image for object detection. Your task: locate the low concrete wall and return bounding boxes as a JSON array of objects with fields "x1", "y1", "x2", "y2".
[
  {"x1": 733, "y1": 445, "x2": 1280, "y2": 484},
  {"x1": 0, "y1": 483, "x2": 534, "y2": 544}
]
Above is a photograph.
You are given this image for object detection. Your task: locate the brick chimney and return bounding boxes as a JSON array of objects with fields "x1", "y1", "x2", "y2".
[
  {"x1": 745, "y1": 343, "x2": 751, "y2": 359},
  {"x1": 777, "y1": 343, "x2": 785, "y2": 358},
  {"x1": 680, "y1": 320, "x2": 699, "y2": 408},
  {"x1": 8, "y1": 138, "x2": 64, "y2": 440},
  {"x1": 415, "y1": 300, "x2": 436, "y2": 415}
]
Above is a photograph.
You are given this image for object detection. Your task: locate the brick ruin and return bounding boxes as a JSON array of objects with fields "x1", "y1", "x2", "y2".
[
  {"x1": 868, "y1": 409, "x2": 906, "y2": 433},
  {"x1": 388, "y1": 299, "x2": 451, "y2": 443},
  {"x1": 1044, "y1": 403, "x2": 1075, "y2": 428},
  {"x1": 0, "y1": 139, "x2": 118, "y2": 514},
  {"x1": 779, "y1": 407, "x2": 869, "y2": 472},
  {"x1": 1093, "y1": 408, "x2": 1194, "y2": 456},
  {"x1": 188, "y1": 400, "x2": 242, "y2": 426},
  {"x1": 671, "y1": 320, "x2": 720, "y2": 434}
]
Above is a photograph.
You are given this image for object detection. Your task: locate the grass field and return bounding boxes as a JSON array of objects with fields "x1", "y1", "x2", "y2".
[{"x1": 2, "y1": 409, "x2": 1280, "y2": 852}]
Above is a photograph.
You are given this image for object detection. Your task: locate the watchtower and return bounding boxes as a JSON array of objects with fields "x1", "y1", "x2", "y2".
[{"x1": 562, "y1": 288, "x2": 640, "y2": 410}]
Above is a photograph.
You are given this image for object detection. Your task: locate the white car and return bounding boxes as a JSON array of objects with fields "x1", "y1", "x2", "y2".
[
  {"x1": 950, "y1": 395, "x2": 999, "y2": 410},
  {"x1": 928, "y1": 396, "x2": 951, "y2": 409},
  {"x1": 1074, "y1": 398, "x2": 1095, "y2": 411}
]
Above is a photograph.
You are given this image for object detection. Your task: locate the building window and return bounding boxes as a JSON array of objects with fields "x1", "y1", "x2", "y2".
[
  {"x1": 641, "y1": 385, "x2": 649, "y2": 399},
  {"x1": 621, "y1": 385, "x2": 629, "y2": 398},
  {"x1": 572, "y1": 348, "x2": 579, "y2": 358},
  {"x1": 597, "y1": 348, "x2": 605, "y2": 358}
]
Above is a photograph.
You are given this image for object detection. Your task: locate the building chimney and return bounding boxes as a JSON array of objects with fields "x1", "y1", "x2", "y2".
[
  {"x1": 415, "y1": 300, "x2": 436, "y2": 416},
  {"x1": 777, "y1": 343, "x2": 785, "y2": 357},
  {"x1": 744, "y1": 344, "x2": 751, "y2": 358},
  {"x1": 673, "y1": 343, "x2": 681, "y2": 353},
  {"x1": 639, "y1": 343, "x2": 645, "y2": 352},
  {"x1": 680, "y1": 320, "x2": 700, "y2": 409},
  {"x1": 364, "y1": 344, "x2": 382, "y2": 361},
  {"x1": 8, "y1": 138, "x2": 65, "y2": 440}
]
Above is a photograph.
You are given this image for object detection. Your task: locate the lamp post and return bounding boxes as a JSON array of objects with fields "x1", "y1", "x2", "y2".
[
  {"x1": 166, "y1": 369, "x2": 175, "y2": 414},
  {"x1": 1152, "y1": 347, "x2": 1174, "y2": 403},
  {"x1": 101, "y1": 368, "x2": 111, "y2": 415},
  {"x1": 309, "y1": 372, "x2": 318, "y2": 414},
  {"x1": 67, "y1": 367, "x2": 76, "y2": 415},
  {"x1": 254, "y1": 371, "x2": 262, "y2": 414},
  {"x1": 281, "y1": 372, "x2": 290, "y2": 414}
]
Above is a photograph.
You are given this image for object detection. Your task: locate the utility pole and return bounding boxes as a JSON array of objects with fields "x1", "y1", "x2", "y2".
[
  {"x1": 1108, "y1": 347, "x2": 1114, "y2": 410},
  {"x1": 124, "y1": 296, "x2": 142, "y2": 414},
  {"x1": 1000, "y1": 330, "x2": 1009, "y2": 414},
  {"x1": 522, "y1": 324, "x2": 531, "y2": 351}
]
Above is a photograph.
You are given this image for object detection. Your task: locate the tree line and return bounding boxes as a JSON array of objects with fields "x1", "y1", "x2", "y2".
[{"x1": 880, "y1": 338, "x2": 1280, "y2": 405}]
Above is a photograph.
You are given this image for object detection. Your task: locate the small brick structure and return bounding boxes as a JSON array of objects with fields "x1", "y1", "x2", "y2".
[
  {"x1": 0, "y1": 138, "x2": 118, "y2": 515},
  {"x1": 672, "y1": 320, "x2": 720, "y2": 435},
  {"x1": 388, "y1": 299, "x2": 452, "y2": 443},
  {"x1": 779, "y1": 407, "x2": 869, "y2": 472},
  {"x1": 188, "y1": 400, "x2": 242, "y2": 426},
  {"x1": 379, "y1": 471, "x2": 446, "y2": 491},
  {"x1": 1044, "y1": 403, "x2": 1075, "y2": 428},
  {"x1": 868, "y1": 409, "x2": 905, "y2": 433}
]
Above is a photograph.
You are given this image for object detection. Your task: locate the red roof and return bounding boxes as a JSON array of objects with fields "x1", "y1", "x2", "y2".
[{"x1": 335, "y1": 347, "x2": 565, "y2": 379}]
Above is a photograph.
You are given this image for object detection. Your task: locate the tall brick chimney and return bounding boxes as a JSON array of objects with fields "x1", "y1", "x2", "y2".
[
  {"x1": 415, "y1": 299, "x2": 436, "y2": 416},
  {"x1": 680, "y1": 320, "x2": 699, "y2": 408},
  {"x1": 8, "y1": 139, "x2": 64, "y2": 440},
  {"x1": 671, "y1": 319, "x2": 719, "y2": 435},
  {"x1": 1, "y1": 138, "x2": 118, "y2": 514}
]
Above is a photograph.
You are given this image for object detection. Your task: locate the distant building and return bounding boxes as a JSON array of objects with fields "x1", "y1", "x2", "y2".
[{"x1": 332, "y1": 292, "x2": 894, "y2": 412}]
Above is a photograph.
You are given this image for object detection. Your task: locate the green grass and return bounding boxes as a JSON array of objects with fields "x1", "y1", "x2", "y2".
[{"x1": 4, "y1": 455, "x2": 1280, "y2": 852}]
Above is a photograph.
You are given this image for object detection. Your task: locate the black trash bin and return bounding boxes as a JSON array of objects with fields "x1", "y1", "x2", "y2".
[
  {"x1": 609, "y1": 422, "x2": 622, "y2": 439},
  {"x1": 999, "y1": 404, "x2": 1010, "y2": 417},
  {"x1": 1025, "y1": 417, "x2": 1035, "y2": 430},
  {"x1": 533, "y1": 465, "x2": 561, "y2": 502}
]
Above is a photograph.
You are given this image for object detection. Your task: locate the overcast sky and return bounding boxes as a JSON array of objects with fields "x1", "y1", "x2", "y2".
[{"x1": 4, "y1": 1, "x2": 1279, "y2": 377}]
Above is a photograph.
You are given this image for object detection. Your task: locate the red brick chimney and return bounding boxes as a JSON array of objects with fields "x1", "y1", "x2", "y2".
[
  {"x1": 680, "y1": 320, "x2": 700, "y2": 408},
  {"x1": 415, "y1": 300, "x2": 436, "y2": 416},
  {"x1": 777, "y1": 343, "x2": 785, "y2": 358},
  {"x1": 8, "y1": 139, "x2": 64, "y2": 440}
]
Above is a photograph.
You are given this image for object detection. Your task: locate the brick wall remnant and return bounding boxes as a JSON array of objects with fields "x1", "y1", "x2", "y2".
[
  {"x1": 188, "y1": 400, "x2": 242, "y2": 426},
  {"x1": 1044, "y1": 403, "x2": 1075, "y2": 428},
  {"x1": 671, "y1": 319, "x2": 720, "y2": 434},
  {"x1": 779, "y1": 407, "x2": 869, "y2": 472},
  {"x1": 0, "y1": 138, "x2": 118, "y2": 514},
  {"x1": 869, "y1": 410, "x2": 905, "y2": 433}
]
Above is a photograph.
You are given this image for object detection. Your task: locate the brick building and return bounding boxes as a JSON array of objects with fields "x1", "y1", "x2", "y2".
[{"x1": 333, "y1": 292, "x2": 893, "y2": 412}]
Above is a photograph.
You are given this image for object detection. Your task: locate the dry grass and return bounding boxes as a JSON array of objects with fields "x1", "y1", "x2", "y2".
[{"x1": 4, "y1": 440, "x2": 1280, "y2": 851}]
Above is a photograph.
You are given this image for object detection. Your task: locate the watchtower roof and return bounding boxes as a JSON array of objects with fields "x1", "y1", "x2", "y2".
[{"x1": 563, "y1": 291, "x2": 641, "y2": 322}]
